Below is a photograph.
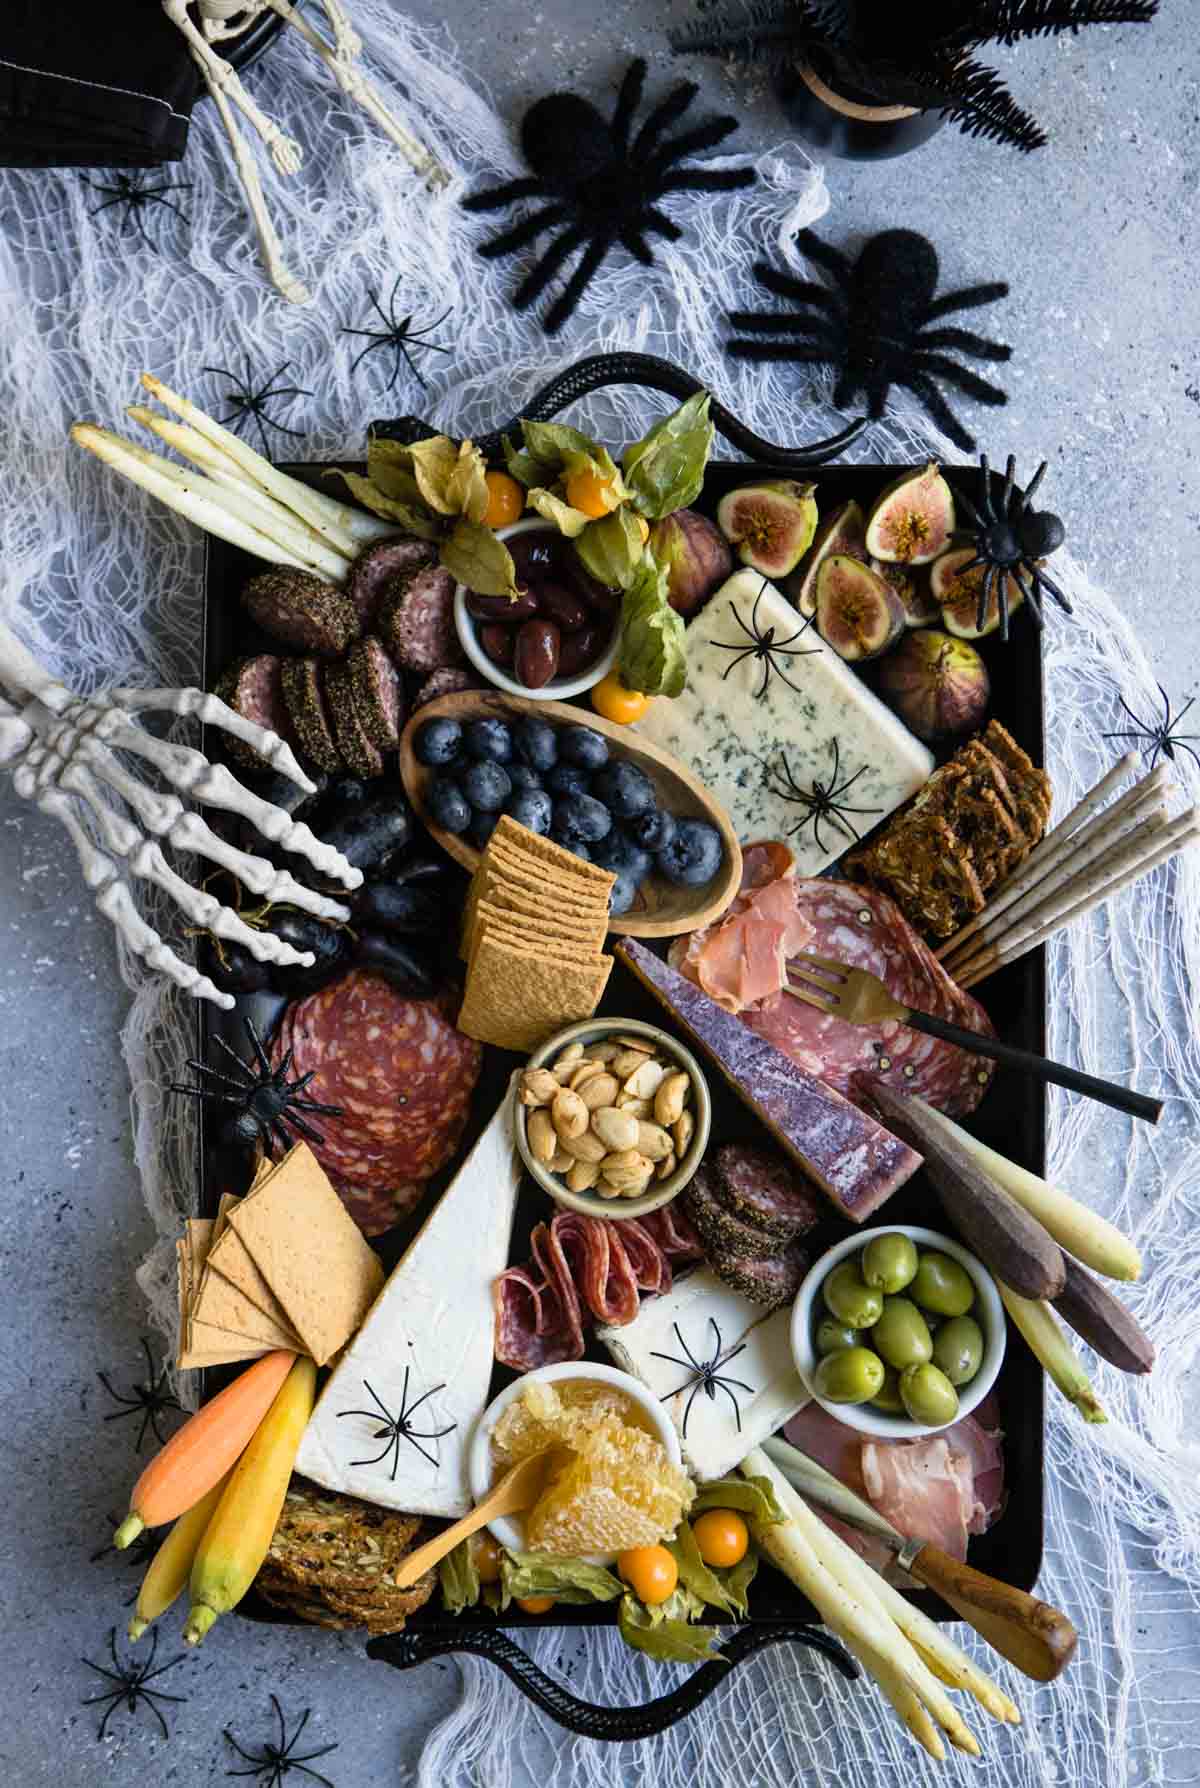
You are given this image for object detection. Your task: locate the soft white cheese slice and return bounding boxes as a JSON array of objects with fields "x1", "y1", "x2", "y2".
[
  {"x1": 295, "y1": 1088, "x2": 520, "y2": 1516},
  {"x1": 596, "y1": 1266, "x2": 808, "y2": 1483},
  {"x1": 635, "y1": 568, "x2": 934, "y2": 872}
]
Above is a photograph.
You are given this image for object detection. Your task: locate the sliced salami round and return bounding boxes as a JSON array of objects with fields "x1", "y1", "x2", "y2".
[
  {"x1": 412, "y1": 668, "x2": 480, "y2": 709},
  {"x1": 214, "y1": 654, "x2": 293, "y2": 769},
  {"x1": 281, "y1": 656, "x2": 344, "y2": 775},
  {"x1": 380, "y1": 566, "x2": 461, "y2": 675},
  {"x1": 682, "y1": 1165, "x2": 779, "y2": 1262},
  {"x1": 242, "y1": 568, "x2": 359, "y2": 657},
  {"x1": 716, "y1": 1241, "x2": 810, "y2": 1311},
  {"x1": 346, "y1": 635, "x2": 405, "y2": 748},
  {"x1": 713, "y1": 1141, "x2": 821, "y2": 1242},
  {"x1": 346, "y1": 537, "x2": 435, "y2": 627},
  {"x1": 324, "y1": 660, "x2": 385, "y2": 780}
]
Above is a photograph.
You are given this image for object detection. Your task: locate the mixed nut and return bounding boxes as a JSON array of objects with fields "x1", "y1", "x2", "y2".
[{"x1": 519, "y1": 1032, "x2": 697, "y2": 1201}]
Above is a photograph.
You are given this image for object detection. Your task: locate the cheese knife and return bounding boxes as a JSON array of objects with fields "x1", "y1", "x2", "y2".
[{"x1": 762, "y1": 1436, "x2": 1077, "y2": 1681}]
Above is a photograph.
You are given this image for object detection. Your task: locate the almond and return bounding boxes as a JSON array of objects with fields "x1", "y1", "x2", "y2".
[
  {"x1": 591, "y1": 1106, "x2": 640, "y2": 1152},
  {"x1": 551, "y1": 1087, "x2": 589, "y2": 1140},
  {"x1": 612, "y1": 1047, "x2": 653, "y2": 1080},
  {"x1": 623, "y1": 1058, "x2": 666, "y2": 1102},
  {"x1": 552, "y1": 1041, "x2": 584, "y2": 1076},
  {"x1": 602, "y1": 1152, "x2": 654, "y2": 1194},
  {"x1": 636, "y1": 1121, "x2": 674, "y2": 1162},
  {"x1": 519, "y1": 1068, "x2": 560, "y2": 1108},
  {"x1": 579, "y1": 1072, "x2": 619, "y2": 1111},
  {"x1": 613, "y1": 1034, "x2": 655, "y2": 1054},
  {"x1": 615, "y1": 1093, "x2": 652, "y2": 1118},
  {"x1": 654, "y1": 1070, "x2": 689, "y2": 1127},
  {"x1": 568, "y1": 1060, "x2": 605, "y2": 1091},
  {"x1": 655, "y1": 1151, "x2": 677, "y2": 1181},
  {"x1": 558, "y1": 1127, "x2": 607, "y2": 1164},
  {"x1": 583, "y1": 1040, "x2": 619, "y2": 1064},
  {"x1": 527, "y1": 1109, "x2": 556, "y2": 1165},
  {"x1": 566, "y1": 1159, "x2": 601, "y2": 1193},
  {"x1": 672, "y1": 1109, "x2": 694, "y2": 1156}
]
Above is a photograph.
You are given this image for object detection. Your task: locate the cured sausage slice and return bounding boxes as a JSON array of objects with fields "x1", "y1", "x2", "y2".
[
  {"x1": 346, "y1": 635, "x2": 405, "y2": 748},
  {"x1": 345, "y1": 537, "x2": 435, "y2": 627},
  {"x1": 325, "y1": 660, "x2": 384, "y2": 780},
  {"x1": 241, "y1": 569, "x2": 358, "y2": 656},
  {"x1": 281, "y1": 657, "x2": 343, "y2": 775},
  {"x1": 214, "y1": 654, "x2": 293, "y2": 769},
  {"x1": 493, "y1": 1212, "x2": 675, "y2": 1371},
  {"x1": 412, "y1": 668, "x2": 480, "y2": 709},
  {"x1": 713, "y1": 1142, "x2": 822, "y2": 1242},
  {"x1": 380, "y1": 566, "x2": 461, "y2": 675}
]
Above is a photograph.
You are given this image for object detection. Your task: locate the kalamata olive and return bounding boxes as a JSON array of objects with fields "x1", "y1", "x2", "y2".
[
  {"x1": 480, "y1": 623, "x2": 516, "y2": 667},
  {"x1": 870, "y1": 1296, "x2": 934, "y2": 1371},
  {"x1": 565, "y1": 549, "x2": 622, "y2": 613},
  {"x1": 814, "y1": 1346, "x2": 885, "y2": 1405},
  {"x1": 556, "y1": 624, "x2": 605, "y2": 678},
  {"x1": 466, "y1": 588, "x2": 539, "y2": 624},
  {"x1": 319, "y1": 795, "x2": 412, "y2": 876},
  {"x1": 899, "y1": 1361, "x2": 959, "y2": 1426},
  {"x1": 353, "y1": 881, "x2": 443, "y2": 935},
  {"x1": 910, "y1": 1251, "x2": 975, "y2": 1318},
  {"x1": 507, "y1": 530, "x2": 561, "y2": 583},
  {"x1": 198, "y1": 933, "x2": 272, "y2": 995},
  {"x1": 514, "y1": 618, "x2": 561, "y2": 688},
  {"x1": 535, "y1": 581, "x2": 588, "y2": 633},
  {"x1": 391, "y1": 853, "x2": 454, "y2": 886},
  {"x1": 266, "y1": 910, "x2": 351, "y2": 995},
  {"x1": 357, "y1": 931, "x2": 439, "y2": 997},
  {"x1": 822, "y1": 1260, "x2": 884, "y2": 1329}
]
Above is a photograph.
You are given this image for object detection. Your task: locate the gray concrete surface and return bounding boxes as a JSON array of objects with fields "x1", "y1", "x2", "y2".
[{"x1": 1, "y1": 6, "x2": 1198, "y2": 1786}]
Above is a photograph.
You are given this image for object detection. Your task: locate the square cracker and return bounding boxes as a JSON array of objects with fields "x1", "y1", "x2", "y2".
[
  {"x1": 193, "y1": 1259, "x2": 304, "y2": 1352},
  {"x1": 476, "y1": 876, "x2": 609, "y2": 941},
  {"x1": 227, "y1": 1143, "x2": 384, "y2": 1366},
  {"x1": 472, "y1": 895, "x2": 606, "y2": 954},
  {"x1": 461, "y1": 857, "x2": 605, "y2": 959},
  {"x1": 484, "y1": 840, "x2": 610, "y2": 911},
  {"x1": 207, "y1": 1223, "x2": 305, "y2": 1344},
  {"x1": 468, "y1": 915, "x2": 600, "y2": 976},
  {"x1": 458, "y1": 931, "x2": 612, "y2": 1051},
  {"x1": 493, "y1": 816, "x2": 615, "y2": 890}
]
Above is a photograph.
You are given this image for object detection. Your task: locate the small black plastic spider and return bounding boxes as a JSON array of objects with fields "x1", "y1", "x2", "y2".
[
  {"x1": 706, "y1": 576, "x2": 820, "y2": 700},
  {"x1": 80, "y1": 1627, "x2": 189, "y2": 1741},
  {"x1": 201, "y1": 356, "x2": 311, "y2": 459},
  {"x1": 650, "y1": 1317, "x2": 754, "y2": 1439},
  {"x1": 226, "y1": 1695, "x2": 339, "y2": 1787},
  {"x1": 83, "y1": 171, "x2": 192, "y2": 254},
  {"x1": 766, "y1": 739, "x2": 882, "y2": 855},
  {"x1": 336, "y1": 1371, "x2": 455, "y2": 1477},
  {"x1": 949, "y1": 451, "x2": 1071, "y2": 639},
  {"x1": 170, "y1": 1015, "x2": 343, "y2": 1157},
  {"x1": 91, "y1": 1511, "x2": 158, "y2": 1604},
  {"x1": 727, "y1": 228, "x2": 1011, "y2": 453},
  {"x1": 96, "y1": 1337, "x2": 181, "y2": 1452},
  {"x1": 463, "y1": 58, "x2": 754, "y2": 335},
  {"x1": 1102, "y1": 684, "x2": 1200, "y2": 774},
  {"x1": 342, "y1": 278, "x2": 452, "y2": 392}
]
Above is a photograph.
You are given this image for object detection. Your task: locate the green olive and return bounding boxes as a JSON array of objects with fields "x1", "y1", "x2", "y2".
[
  {"x1": 932, "y1": 1315, "x2": 985, "y2": 1386},
  {"x1": 870, "y1": 1296, "x2": 934, "y2": 1371},
  {"x1": 815, "y1": 1317, "x2": 860, "y2": 1357},
  {"x1": 899, "y1": 1361, "x2": 960, "y2": 1426},
  {"x1": 814, "y1": 1346, "x2": 886, "y2": 1405},
  {"x1": 871, "y1": 1368, "x2": 905, "y2": 1413},
  {"x1": 910, "y1": 1251, "x2": 976, "y2": 1318},
  {"x1": 861, "y1": 1232, "x2": 919, "y2": 1295},
  {"x1": 822, "y1": 1261, "x2": 884, "y2": 1329}
]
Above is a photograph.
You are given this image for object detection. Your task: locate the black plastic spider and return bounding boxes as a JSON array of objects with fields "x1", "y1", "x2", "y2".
[
  {"x1": 80, "y1": 1627, "x2": 189, "y2": 1741},
  {"x1": 170, "y1": 1015, "x2": 343, "y2": 1157},
  {"x1": 766, "y1": 739, "x2": 882, "y2": 855},
  {"x1": 226, "y1": 1695, "x2": 339, "y2": 1787},
  {"x1": 650, "y1": 1317, "x2": 754, "y2": 1439},
  {"x1": 91, "y1": 1511, "x2": 158, "y2": 1604},
  {"x1": 1102, "y1": 684, "x2": 1200, "y2": 774},
  {"x1": 949, "y1": 451, "x2": 1071, "y2": 639},
  {"x1": 336, "y1": 1371, "x2": 455, "y2": 1476},
  {"x1": 83, "y1": 171, "x2": 192, "y2": 254},
  {"x1": 463, "y1": 58, "x2": 754, "y2": 335},
  {"x1": 706, "y1": 576, "x2": 820, "y2": 700},
  {"x1": 342, "y1": 279, "x2": 452, "y2": 392},
  {"x1": 96, "y1": 1337, "x2": 181, "y2": 1452},
  {"x1": 201, "y1": 357, "x2": 311, "y2": 459},
  {"x1": 727, "y1": 228, "x2": 1011, "y2": 453}
]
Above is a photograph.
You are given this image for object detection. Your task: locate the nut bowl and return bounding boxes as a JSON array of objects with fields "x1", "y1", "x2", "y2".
[{"x1": 512, "y1": 1017, "x2": 711, "y2": 1221}]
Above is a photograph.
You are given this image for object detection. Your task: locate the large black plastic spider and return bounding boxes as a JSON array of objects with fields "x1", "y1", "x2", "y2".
[
  {"x1": 766, "y1": 739, "x2": 882, "y2": 855},
  {"x1": 727, "y1": 228, "x2": 1011, "y2": 453},
  {"x1": 96, "y1": 1337, "x2": 181, "y2": 1452},
  {"x1": 650, "y1": 1318, "x2": 754, "y2": 1439},
  {"x1": 201, "y1": 357, "x2": 311, "y2": 459},
  {"x1": 336, "y1": 1371, "x2": 455, "y2": 1477},
  {"x1": 80, "y1": 1627, "x2": 189, "y2": 1741},
  {"x1": 706, "y1": 576, "x2": 820, "y2": 700},
  {"x1": 170, "y1": 1015, "x2": 343, "y2": 1157},
  {"x1": 83, "y1": 172, "x2": 192, "y2": 254},
  {"x1": 225, "y1": 1695, "x2": 339, "y2": 1787},
  {"x1": 463, "y1": 58, "x2": 754, "y2": 335},
  {"x1": 949, "y1": 451, "x2": 1071, "y2": 639},
  {"x1": 1102, "y1": 684, "x2": 1200, "y2": 774},
  {"x1": 342, "y1": 279, "x2": 452, "y2": 392}
]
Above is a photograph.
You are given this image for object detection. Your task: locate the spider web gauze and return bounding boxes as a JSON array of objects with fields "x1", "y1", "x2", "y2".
[{"x1": 0, "y1": 6, "x2": 1195, "y2": 1788}]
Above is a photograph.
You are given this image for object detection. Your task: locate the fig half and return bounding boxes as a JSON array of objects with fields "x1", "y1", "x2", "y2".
[
  {"x1": 865, "y1": 463, "x2": 955, "y2": 566},
  {"x1": 877, "y1": 629, "x2": 990, "y2": 741},
  {"x1": 871, "y1": 557, "x2": 939, "y2": 628},
  {"x1": 931, "y1": 547, "x2": 1025, "y2": 639},
  {"x1": 815, "y1": 555, "x2": 906, "y2": 662},
  {"x1": 785, "y1": 498, "x2": 867, "y2": 617},
  {"x1": 716, "y1": 480, "x2": 818, "y2": 578}
]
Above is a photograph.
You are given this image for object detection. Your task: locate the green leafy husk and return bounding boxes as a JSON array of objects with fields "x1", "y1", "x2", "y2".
[
  {"x1": 691, "y1": 1476, "x2": 787, "y2": 1526},
  {"x1": 406, "y1": 436, "x2": 463, "y2": 514},
  {"x1": 622, "y1": 392, "x2": 714, "y2": 520},
  {"x1": 618, "y1": 554, "x2": 687, "y2": 697},
  {"x1": 573, "y1": 508, "x2": 645, "y2": 592},
  {"x1": 365, "y1": 437, "x2": 425, "y2": 503},
  {"x1": 498, "y1": 1552, "x2": 624, "y2": 1611},
  {"x1": 618, "y1": 1593, "x2": 727, "y2": 1664},
  {"x1": 439, "y1": 1540, "x2": 482, "y2": 1615},
  {"x1": 328, "y1": 467, "x2": 439, "y2": 538},
  {"x1": 527, "y1": 488, "x2": 593, "y2": 537},
  {"x1": 505, "y1": 419, "x2": 602, "y2": 486},
  {"x1": 667, "y1": 1524, "x2": 760, "y2": 1618},
  {"x1": 440, "y1": 516, "x2": 519, "y2": 598}
]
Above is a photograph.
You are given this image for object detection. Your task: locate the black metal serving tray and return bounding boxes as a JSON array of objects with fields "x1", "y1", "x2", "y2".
[{"x1": 198, "y1": 443, "x2": 1045, "y2": 1731}]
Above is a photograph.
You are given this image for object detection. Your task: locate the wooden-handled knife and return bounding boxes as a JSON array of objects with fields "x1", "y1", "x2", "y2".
[{"x1": 762, "y1": 1438, "x2": 1077, "y2": 1682}]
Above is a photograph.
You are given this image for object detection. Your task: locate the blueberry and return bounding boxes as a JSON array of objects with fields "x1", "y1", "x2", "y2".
[
  {"x1": 551, "y1": 833, "x2": 592, "y2": 863},
  {"x1": 464, "y1": 717, "x2": 513, "y2": 763},
  {"x1": 593, "y1": 760, "x2": 656, "y2": 819},
  {"x1": 592, "y1": 829, "x2": 652, "y2": 881},
  {"x1": 609, "y1": 871, "x2": 640, "y2": 916},
  {"x1": 514, "y1": 716, "x2": 558, "y2": 773},
  {"x1": 657, "y1": 818, "x2": 725, "y2": 886},
  {"x1": 505, "y1": 788, "x2": 553, "y2": 835},
  {"x1": 469, "y1": 810, "x2": 500, "y2": 849},
  {"x1": 414, "y1": 717, "x2": 463, "y2": 768},
  {"x1": 553, "y1": 793, "x2": 613, "y2": 844},
  {"x1": 547, "y1": 764, "x2": 592, "y2": 799},
  {"x1": 631, "y1": 809, "x2": 677, "y2": 852},
  {"x1": 427, "y1": 775, "x2": 471, "y2": 834},
  {"x1": 559, "y1": 725, "x2": 610, "y2": 773},
  {"x1": 462, "y1": 760, "x2": 512, "y2": 812},
  {"x1": 508, "y1": 763, "x2": 544, "y2": 793}
]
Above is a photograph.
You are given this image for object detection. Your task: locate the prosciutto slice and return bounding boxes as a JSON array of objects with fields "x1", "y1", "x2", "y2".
[{"x1": 494, "y1": 1212, "x2": 678, "y2": 1371}]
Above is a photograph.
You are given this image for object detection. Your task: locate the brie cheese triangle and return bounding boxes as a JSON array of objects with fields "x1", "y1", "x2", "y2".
[{"x1": 295, "y1": 1085, "x2": 520, "y2": 1516}]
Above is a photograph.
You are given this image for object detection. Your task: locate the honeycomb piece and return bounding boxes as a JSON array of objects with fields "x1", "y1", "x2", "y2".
[
  {"x1": 492, "y1": 1380, "x2": 642, "y2": 1465},
  {"x1": 524, "y1": 1417, "x2": 693, "y2": 1555}
]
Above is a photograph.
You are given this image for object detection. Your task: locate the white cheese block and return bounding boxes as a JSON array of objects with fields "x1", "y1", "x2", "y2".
[
  {"x1": 635, "y1": 569, "x2": 933, "y2": 872},
  {"x1": 295, "y1": 1088, "x2": 520, "y2": 1516},
  {"x1": 596, "y1": 1266, "x2": 809, "y2": 1482}
]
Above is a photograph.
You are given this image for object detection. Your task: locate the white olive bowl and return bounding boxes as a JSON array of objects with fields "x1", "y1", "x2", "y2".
[
  {"x1": 790, "y1": 1224, "x2": 1006, "y2": 1440},
  {"x1": 468, "y1": 1360, "x2": 683, "y2": 1558},
  {"x1": 453, "y1": 516, "x2": 620, "y2": 701}
]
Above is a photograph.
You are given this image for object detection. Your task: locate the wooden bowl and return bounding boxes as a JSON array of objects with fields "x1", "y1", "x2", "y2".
[{"x1": 397, "y1": 690, "x2": 742, "y2": 938}]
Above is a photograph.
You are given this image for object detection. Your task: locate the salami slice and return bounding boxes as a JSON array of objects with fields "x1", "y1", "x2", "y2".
[
  {"x1": 494, "y1": 1264, "x2": 574, "y2": 1372},
  {"x1": 717, "y1": 1241, "x2": 810, "y2": 1310},
  {"x1": 281, "y1": 657, "x2": 344, "y2": 775},
  {"x1": 683, "y1": 1165, "x2": 779, "y2": 1262},
  {"x1": 346, "y1": 635, "x2": 405, "y2": 748},
  {"x1": 639, "y1": 1203, "x2": 705, "y2": 1263},
  {"x1": 324, "y1": 660, "x2": 385, "y2": 780},
  {"x1": 242, "y1": 569, "x2": 359, "y2": 656},
  {"x1": 412, "y1": 668, "x2": 480, "y2": 709},
  {"x1": 214, "y1": 654, "x2": 293, "y2": 769},
  {"x1": 380, "y1": 566, "x2": 461, "y2": 675},
  {"x1": 530, "y1": 1221, "x2": 588, "y2": 1360},
  {"x1": 551, "y1": 1213, "x2": 640, "y2": 1328},
  {"x1": 493, "y1": 1212, "x2": 674, "y2": 1370},
  {"x1": 610, "y1": 1218, "x2": 671, "y2": 1294},
  {"x1": 346, "y1": 537, "x2": 436, "y2": 627},
  {"x1": 713, "y1": 1142, "x2": 821, "y2": 1242}
]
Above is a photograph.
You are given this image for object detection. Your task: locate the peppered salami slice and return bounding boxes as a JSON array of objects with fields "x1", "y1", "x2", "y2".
[
  {"x1": 214, "y1": 654, "x2": 293, "y2": 768},
  {"x1": 412, "y1": 668, "x2": 480, "y2": 709},
  {"x1": 714, "y1": 1141, "x2": 822, "y2": 1242},
  {"x1": 242, "y1": 568, "x2": 360, "y2": 657},
  {"x1": 683, "y1": 1165, "x2": 780, "y2": 1262},
  {"x1": 346, "y1": 537, "x2": 435, "y2": 628},
  {"x1": 281, "y1": 657, "x2": 344, "y2": 775},
  {"x1": 379, "y1": 566, "x2": 461, "y2": 674},
  {"x1": 346, "y1": 635, "x2": 405, "y2": 748},
  {"x1": 325, "y1": 660, "x2": 384, "y2": 780},
  {"x1": 716, "y1": 1242, "x2": 810, "y2": 1311}
]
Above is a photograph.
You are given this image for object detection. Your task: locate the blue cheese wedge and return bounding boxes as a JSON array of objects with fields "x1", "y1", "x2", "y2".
[
  {"x1": 596, "y1": 1266, "x2": 808, "y2": 1482},
  {"x1": 295, "y1": 1090, "x2": 520, "y2": 1517},
  {"x1": 635, "y1": 568, "x2": 933, "y2": 871}
]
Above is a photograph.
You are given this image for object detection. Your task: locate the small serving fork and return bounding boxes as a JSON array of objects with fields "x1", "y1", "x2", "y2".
[{"x1": 786, "y1": 953, "x2": 1163, "y2": 1124}]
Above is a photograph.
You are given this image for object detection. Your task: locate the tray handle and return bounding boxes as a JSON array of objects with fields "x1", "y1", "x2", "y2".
[
  {"x1": 366, "y1": 1622, "x2": 858, "y2": 1741},
  {"x1": 371, "y1": 351, "x2": 867, "y2": 469}
]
